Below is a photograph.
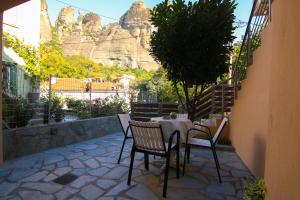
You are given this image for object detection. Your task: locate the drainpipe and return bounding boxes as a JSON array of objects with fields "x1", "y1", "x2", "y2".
[{"x1": 0, "y1": 12, "x2": 3, "y2": 164}]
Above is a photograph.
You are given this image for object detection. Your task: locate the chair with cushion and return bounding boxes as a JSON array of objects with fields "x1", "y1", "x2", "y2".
[
  {"x1": 117, "y1": 114, "x2": 133, "y2": 164},
  {"x1": 183, "y1": 117, "x2": 228, "y2": 183},
  {"x1": 127, "y1": 120, "x2": 180, "y2": 198}
]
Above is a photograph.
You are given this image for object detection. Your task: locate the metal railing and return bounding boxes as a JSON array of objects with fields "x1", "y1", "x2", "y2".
[
  {"x1": 195, "y1": 0, "x2": 272, "y2": 119},
  {"x1": 233, "y1": 0, "x2": 271, "y2": 84}
]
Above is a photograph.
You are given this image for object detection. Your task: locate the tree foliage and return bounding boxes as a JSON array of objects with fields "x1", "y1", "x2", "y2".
[{"x1": 150, "y1": 0, "x2": 236, "y2": 120}]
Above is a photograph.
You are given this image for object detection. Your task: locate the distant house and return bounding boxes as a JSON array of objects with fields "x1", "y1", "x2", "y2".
[{"x1": 40, "y1": 76, "x2": 135, "y2": 102}]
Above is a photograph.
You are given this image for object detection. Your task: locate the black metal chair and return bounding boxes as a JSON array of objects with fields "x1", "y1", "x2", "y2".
[
  {"x1": 127, "y1": 120, "x2": 180, "y2": 198},
  {"x1": 117, "y1": 114, "x2": 133, "y2": 164},
  {"x1": 183, "y1": 117, "x2": 228, "y2": 183}
]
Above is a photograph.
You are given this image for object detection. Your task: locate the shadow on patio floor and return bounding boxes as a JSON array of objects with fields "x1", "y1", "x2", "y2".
[{"x1": 0, "y1": 132, "x2": 251, "y2": 199}]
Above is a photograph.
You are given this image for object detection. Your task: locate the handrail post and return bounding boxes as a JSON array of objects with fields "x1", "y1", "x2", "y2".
[
  {"x1": 221, "y1": 83, "x2": 224, "y2": 117},
  {"x1": 269, "y1": 0, "x2": 272, "y2": 22},
  {"x1": 211, "y1": 84, "x2": 216, "y2": 115}
]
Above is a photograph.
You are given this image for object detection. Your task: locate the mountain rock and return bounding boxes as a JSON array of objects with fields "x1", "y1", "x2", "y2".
[
  {"x1": 40, "y1": 0, "x2": 52, "y2": 43},
  {"x1": 52, "y1": 1, "x2": 159, "y2": 71},
  {"x1": 56, "y1": 6, "x2": 75, "y2": 39},
  {"x1": 82, "y1": 12, "x2": 101, "y2": 32},
  {"x1": 120, "y1": 0, "x2": 154, "y2": 49}
]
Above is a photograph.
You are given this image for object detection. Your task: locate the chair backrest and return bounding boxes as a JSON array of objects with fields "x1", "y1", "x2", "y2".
[
  {"x1": 177, "y1": 113, "x2": 188, "y2": 119},
  {"x1": 212, "y1": 117, "x2": 228, "y2": 145},
  {"x1": 129, "y1": 120, "x2": 166, "y2": 153},
  {"x1": 117, "y1": 114, "x2": 131, "y2": 136}
]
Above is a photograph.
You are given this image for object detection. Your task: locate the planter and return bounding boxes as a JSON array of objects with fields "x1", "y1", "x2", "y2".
[{"x1": 27, "y1": 92, "x2": 40, "y2": 103}]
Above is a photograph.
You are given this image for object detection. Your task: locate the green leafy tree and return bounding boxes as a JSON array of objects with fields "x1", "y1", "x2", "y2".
[{"x1": 150, "y1": 0, "x2": 236, "y2": 120}]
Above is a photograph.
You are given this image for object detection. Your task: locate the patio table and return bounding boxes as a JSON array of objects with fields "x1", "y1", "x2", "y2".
[{"x1": 150, "y1": 116, "x2": 194, "y2": 144}]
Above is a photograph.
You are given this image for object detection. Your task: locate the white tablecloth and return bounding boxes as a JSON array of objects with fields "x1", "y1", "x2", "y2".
[{"x1": 150, "y1": 117, "x2": 194, "y2": 143}]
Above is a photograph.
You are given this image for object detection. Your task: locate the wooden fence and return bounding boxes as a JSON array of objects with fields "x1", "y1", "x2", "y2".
[{"x1": 131, "y1": 102, "x2": 179, "y2": 121}]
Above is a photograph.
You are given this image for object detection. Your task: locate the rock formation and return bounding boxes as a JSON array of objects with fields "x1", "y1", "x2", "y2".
[
  {"x1": 40, "y1": 0, "x2": 52, "y2": 43},
  {"x1": 120, "y1": 0, "x2": 155, "y2": 49},
  {"x1": 52, "y1": 1, "x2": 159, "y2": 71},
  {"x1": 56, "y1": 6, "x2": 75, "y2": 40}
]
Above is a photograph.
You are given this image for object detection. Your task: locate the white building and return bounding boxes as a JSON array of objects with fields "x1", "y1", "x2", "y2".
[{"x1": 3, "y1": 0, "x2": 40, "y2": 47}]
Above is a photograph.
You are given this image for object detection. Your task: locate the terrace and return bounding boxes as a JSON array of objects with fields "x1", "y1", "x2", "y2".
[
  {"x1": 0, "y1": 132, "x2": 251, "y2": 199},
  {"x1": 1, "y1": 0, "x2": 300, "y2": 199}
]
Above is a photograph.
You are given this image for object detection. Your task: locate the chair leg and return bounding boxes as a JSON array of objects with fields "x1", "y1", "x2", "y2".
[
  {"x1": 144, "y1": 153, "x2": 149, "y2": 170},
  {"x1": 183, "y1": 144, "x2": 188, "y2": 176},
  {"x1": 176, "y1": 145, "x2": 180, "y2": 179},
  {"x1": 118, "y1": 137, "x2": 127, "y2": 164},
  {"x1": 163, "y1": 153, "x2": 171, "y2": 198},
  {"x1": 211, "y1": 148, "x2": 222, "y2": 183},
  {"x1": 127, "y1": 148, "x2": 136, "y2": 185},
  {"x1": 213, "y1": 147, "x2": 221, "y2": 169},
  {"x1": 187, "y1": 146, "x2": 191, "y2": 163}
]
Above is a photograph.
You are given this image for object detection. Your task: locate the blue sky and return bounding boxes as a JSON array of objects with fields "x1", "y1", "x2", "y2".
[{"x1": 47, "y1": 0, "x2": 252, "y2": 41}]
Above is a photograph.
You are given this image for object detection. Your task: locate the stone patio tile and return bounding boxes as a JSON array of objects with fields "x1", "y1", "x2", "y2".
[
  {"x1": 55, "y1": 187, "x2": 79, "y2": 200},
  {"x1": 103, "y1": 166, "x2": 128, "y2": 179},
  {"x1": 44, "y1": 173, "x2": 58, "y2": 182},
  {"x1": 105, "y1": 180, "x2": 136, "y2": 196},
  {"x1": 72, "y1": 169, "x2": 87, "y2": 176},
  {"x1": 19, "y1": 191, "x2": 54, "y2": 200},
  {"x1": 68, "y1": 196, "x2": 84, "y2": 200},
  {"x1": 70, "y1": 159, "x2": 85, "y2": 169},
  {"x1": 168, "y1": 176, "x2": 206, "y2": 189},
  {"x1": 0, "y1": 182, "x2": 20, "y2": 197},
  {"x1": 54, "y1": 167, "x2": 72, "y2": 176},
  {"x1": 206, "y1": 182, "x2": 236, "y2": 196},
  {"x1": 85, "y1": 149, "x2": 106, "y2": 157},
  {"x1": 66, "y1": 152, "x2": 84, "y2": 160},
  {"x1": 20, "y1": 170, "x2": 49, "y2": 182},
  {"x1": 78, "y1": 144, "x2": 98, "y2": 150},
  {"x1": 84, "y1": 158, "x2": 99, "y2": 168},
  {"x1": 8, "y1": 168, "x2": 39, "y2": 182},
  {"x1": 78, "y1": 155, "x2": 92, "y2": 161},
  {"x1": 97, "y1": 197, "x2": 114, "y2": 200},
  {"x1": 42, "y1": 164, "x2": 56, "y2": 171},
  {"x1": 231, "y1": 169, "x2": 251, "y2": 178},
  {"x1": 70, "y1": 175, "x2": 97, "y2": 189},
  {"x1": 126, "y1": 184, "x2": 159, "y2": 200},
  {"x1": 80, "y1": 184, "x2": 104, "y2": 200},
  {"x1": 21, "y1": 182, "x2": 62, "y2": 194},
  {"x1": 44, "y1": 155, "x2": 65, "y2": 165},
  {"x1": 0, "y1": 169, "x2": 11, "y2": 177},
  {"x1": 88, "y1": 167, "x2": 110, "y2": 177},
  {"x1": 96, "y1": 179, "x2": 117, "y2": 189},
  {"x1": 57, "y1": 160, "x2": 69, "y2": 168}
]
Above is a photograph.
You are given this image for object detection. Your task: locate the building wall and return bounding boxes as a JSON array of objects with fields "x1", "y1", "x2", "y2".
[
  {"x1": 3, "y1": 0, "x2": 40, "y2": 47},
  {"x1": 265, "y1": 0, "x2": 300, "y2": 199},
  {"x1": 229, "y1": 25, "x2": 272, "y2": 177},
  {"x1": 0, "y1": 12, "x2": 3, "y2": 164}
]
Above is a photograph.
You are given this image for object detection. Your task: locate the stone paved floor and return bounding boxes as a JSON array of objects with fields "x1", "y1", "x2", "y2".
[{"x1": 0, "y1": 132, "x2": 252, "y2": 200}]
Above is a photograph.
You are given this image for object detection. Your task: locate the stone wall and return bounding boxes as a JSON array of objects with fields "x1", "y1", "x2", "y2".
[{"x1": 3, "y1": 116, "x2": 122, "y2": 160}]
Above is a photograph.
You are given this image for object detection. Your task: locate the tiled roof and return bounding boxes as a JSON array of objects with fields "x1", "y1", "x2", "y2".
[{"x1": 42, "y1": 78, "x2": 121, "y2": 91}]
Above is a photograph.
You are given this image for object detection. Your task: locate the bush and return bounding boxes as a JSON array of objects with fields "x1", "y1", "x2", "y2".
[
  {"x1": 65, "y1": 98, "x2": 90, "y2": 119},
  {"x1": 42, "y1": 95, "x2": 64, "y2": 123},
  {"x1": 243, "y1": 177, "x2": 266, "y2": 200},
  {"x1": 65, "y1": 95, "x2": 129, "y2": 119},
  {"x1": 92, "y1": 95, "x2": 129, "y2": 117},
  {"x1": 2, "y1": 94, "x2": 35, "y2": 128}
]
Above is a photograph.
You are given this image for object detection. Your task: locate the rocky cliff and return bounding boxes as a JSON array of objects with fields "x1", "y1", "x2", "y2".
[
  {"x1": 53, "y1": 1, "x2": 159, "y2": 71},
  {"x1": 40, "y1": 0, "x2": 52, "y2": 43}
]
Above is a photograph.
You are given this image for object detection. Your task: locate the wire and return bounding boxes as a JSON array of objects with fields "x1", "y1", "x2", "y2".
[
  {"x1": 3, "y1": 23, "x2": 19, "y2": 29},
  {"x1": 53, "y1": 0, "x2": 118, "y2": 22}
]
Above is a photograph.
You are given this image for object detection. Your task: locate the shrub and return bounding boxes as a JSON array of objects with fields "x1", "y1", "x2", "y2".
[
  {"x1": 243, "y1": 177, "x2": 266, "y2": 200},
  {"x1": 42, "y1": 95, "x2": 64, "y2": 123},
  {"x1": 2, "y1": 94, "x2": 35, "y2": 128}
]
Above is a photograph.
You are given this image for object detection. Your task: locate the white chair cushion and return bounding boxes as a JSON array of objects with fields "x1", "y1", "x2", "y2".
[{"x1": 187, "y1": 138, "x2": 212, "y2": 147}]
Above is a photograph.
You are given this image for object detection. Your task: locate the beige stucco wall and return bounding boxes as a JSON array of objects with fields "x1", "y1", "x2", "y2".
[
  {"x1": 230, "y1": 0, "x2": 300, "y2": 198},
  {"x1": 229, "y1": 25, "x2": 272, "y2": 177},
  {"x1": 264, "y1": 0, "x2": 300, "y2": 199}
]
